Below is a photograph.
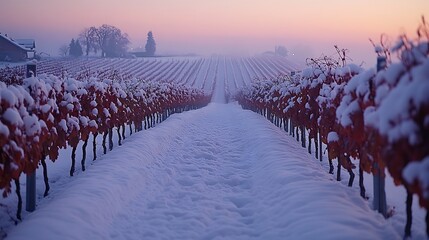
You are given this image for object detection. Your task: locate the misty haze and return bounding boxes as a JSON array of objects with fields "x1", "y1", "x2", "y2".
[{"x1": 0, "y1": 1, "x2": 428, "y2": 240}]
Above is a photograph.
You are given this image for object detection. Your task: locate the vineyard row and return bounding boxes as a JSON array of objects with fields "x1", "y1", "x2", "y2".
[
  {"x1": 1, "y1": 56, "x2": 299, "y2": 95},
  {"x1": 0, "y1": 71, "x2": 211, "y2": 220},
  {"x1": 236, "y1": 39, "x2": 429, "y2": 237}
]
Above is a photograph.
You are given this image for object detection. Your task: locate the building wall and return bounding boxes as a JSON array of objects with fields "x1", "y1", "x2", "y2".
[{"x1": 0, "y1": 37, "x2": 28, "y2": 62}]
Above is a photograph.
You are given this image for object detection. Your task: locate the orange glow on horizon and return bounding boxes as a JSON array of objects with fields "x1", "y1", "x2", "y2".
[{"x1": 1, "y1": 0, "x2": 428, "y2": 66}]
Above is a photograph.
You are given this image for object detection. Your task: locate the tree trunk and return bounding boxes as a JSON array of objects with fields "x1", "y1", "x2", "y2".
[
  {"x1": 426, "y1": 210, "x2": 429, "y2": 238},
  {"x1": 41, "y1": 155, "x2": 50, "y2": 197},
  {"x1": 318, "y1": 131, "x2": 323, "y2": 162},
  {"x1": 336, "y1": 158, "x2": 341, "y2": 181},
  {"x1": 296, "y1": 126, "x2": 300, "y2": 142},
  {"x1": 315, "y1": 133, "x2": 319, "y2": 159},
  {"x1": 308, "y1": 136, "x2": 312, "y2": 154},
  {"x1": 109, "y1": 127, "x2": 113, "y2": 151},
  {"x1": 93, "y1": 132, "x2": 98, "y2": 161},
  {"x1": 70, "y1": 146, "x2": 77, "y2": 176},
  {"x1": 81, "y1": 138, "x2": 88, "y2": 171},
  {"x1": 117, "y1": 126, "x2": 122, "y2": 146},
  {"x1": 301, "y1": 126, "x2": 306, "y2": 148},
  {"x1": 359, "y1": 167, "x2": 366, "y2": 199},
  {"x1": 347, "y1": 168, "x2": 355, "y2": 187},
  {"x1": 102, "y1": 130, "x2": 108, "y2": 154},
  {"x1": 129, "y1": 123, "x2": 132, "y2": 135},
  {"x1": 284, "y1": 118, "x2": 289, "y2": 132},
  {"x1": 405, "y1": 187, "x2": 413, "y2": 238},
  {"x1": 329, "y1": 159, "x2": 334, "y2": 174},
  {"x1": 15, "y1": 179, "x2": 22, "y2": 221},
  {"x1": 122, "y1": 124, "x2": 126, "y2": 140}
]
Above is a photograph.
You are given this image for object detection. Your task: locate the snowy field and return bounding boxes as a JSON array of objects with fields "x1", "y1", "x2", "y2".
[
  {"x1": 0, "y1": 56, "x2": 427, "y2": 239},
  {"x1": 3, "y1": 103, "x2": 404, "y2": 239},
  {"x1": 6, "y1": 56, "x2": 300, "y2": 94}
]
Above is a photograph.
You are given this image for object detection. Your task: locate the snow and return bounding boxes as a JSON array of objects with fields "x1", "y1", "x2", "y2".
[
  {"x1": 1, "y1": 55, "x2": 427, "y2": 239},
  {"x1": 344, "y1": 68, "x2": 375, "y2": 97},
  {"x1": 334, "y1": 64, "x2": 363, "y2": 77},
  {"x1": 327, "y1": 131, "x2": 339, "y2": 143},
  {"x1": 0, "y1": 34, "x2": 34, "y2": 52},
  {"x1": 79, "y1": 116, "x2": 89, "y2": 127},
  {"x1": 336, "y1": 96, "x2": 360, "y2": 127},
  {"x1": 110, "y1": 102, "x2": 118, "y2": 113},
  {"x1": 67, "y1": 117, "x2": 80, "y2": 131},
  {"x1": 103, "y1": 108, "x2": 110, "y2": 117},
  {"x1": 382, "y1": 62, "x2": 405, "y2": 85},
  {"x1": 77, "y1": 89, "x2": 87, "y2": 96},
  {"x1": 47, "y1": 113, "x2": 54, "y2": 123},
  {"x1": 0, "y1": 88, "x2": 17, "y2": 106},
  {"x1": 88, "y1": 120, "x2": 98, "y2": 128},
  {"x1": 23, "y1": 115, "x2": 41, "y2": 136},
  {"x1": 374, "y1": 58, "x2": 429, "y2": 144},
  {"x1": 2, "y1": 108, "x2": 23, "y2": 125},
  {"x1": 58, "y1": 119, "x2": 67, "y2": 131},
  {"x1": 403, "y1": 157, "x2": 429, "y2": 199},
  {"x1": 40, "y1": 104, "x2": 51, "y2": 113},
  {"x1": 5, "y1": 103, "x2": 400, "y2": 240},
  {"x1": 0, "y1": 122, "x2": 9, "y2": 137}
]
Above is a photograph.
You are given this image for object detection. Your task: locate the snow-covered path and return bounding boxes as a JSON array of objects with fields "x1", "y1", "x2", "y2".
[
  {"x1": 7, "y1": 104, "x2": 400, "y2": 240},
  {"x1": 109, "y1": 103, "x2": 258, "y2": 239}
]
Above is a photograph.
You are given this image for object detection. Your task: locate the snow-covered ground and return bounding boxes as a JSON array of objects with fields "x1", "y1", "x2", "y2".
[
  {"x1": 3, "y1": 101, "x2": 418, "y2": 239},
  {"x1": 1, "y1": 57, "x2": 426, "y2": 239}
]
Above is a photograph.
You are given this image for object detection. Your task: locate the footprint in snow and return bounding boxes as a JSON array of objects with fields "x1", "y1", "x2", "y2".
[
  {"x1": 227, "y1": 196, "x2": 252, "y2": 208},
  {"x1": 177, "y1": 177, "x2": 196, "y2": 187}
]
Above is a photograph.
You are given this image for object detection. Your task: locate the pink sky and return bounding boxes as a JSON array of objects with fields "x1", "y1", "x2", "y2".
[{"x1": 1, "y1": 0, "x2": 428, "y2": 67}]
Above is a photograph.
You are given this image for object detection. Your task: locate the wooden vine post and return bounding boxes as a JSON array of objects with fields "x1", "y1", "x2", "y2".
[
  {"x1": 373, "y1": 56, "x2": 387, "y2": 217},
  {"x1": 26, "y1": 61, "x2": 37, "y2": 212}
]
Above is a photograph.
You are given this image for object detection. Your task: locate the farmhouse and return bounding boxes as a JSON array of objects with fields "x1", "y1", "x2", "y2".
[{"x1": 0, "y1": 33, "x2": 35, "y2": 62}]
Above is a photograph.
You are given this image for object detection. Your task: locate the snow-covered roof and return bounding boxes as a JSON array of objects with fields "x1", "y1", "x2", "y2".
[
  {"x1": 15, "y1": 39, "x2": 35, "y2": 49},
  {"x1": 0, "y1": 33, "x2": 35, "y2": 51}
]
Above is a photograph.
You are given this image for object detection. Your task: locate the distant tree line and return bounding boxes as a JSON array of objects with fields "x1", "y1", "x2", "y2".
[
  {"x1": 79, "y1": 24, "x2": 130, "y2": 57},
  {"x1": 59, "y1": 25, "x2": 156, "y2": 58},
  {"x1": 59, "y1": 39, "x2": 83, "y2": 58},
  {"x1": 69, "y1": 39, "x2": 83, "y2": 57}
]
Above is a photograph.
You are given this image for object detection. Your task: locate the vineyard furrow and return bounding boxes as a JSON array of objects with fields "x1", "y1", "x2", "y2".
[
  {"x1": 150, "y1": 60, "x2": 175, "y2": 81},
  {"x1": 177, "y1": 59, "x2": 198, "y2": 85},
  {"x1": 232, "y1": 58, "x2": 247, "y2": 87},
  {"x1": 166, "y1": 60, "x2": 188, "y2": 83},
  {"x1": 265, "y1": 56, "x2": 290, "y2": 74}
]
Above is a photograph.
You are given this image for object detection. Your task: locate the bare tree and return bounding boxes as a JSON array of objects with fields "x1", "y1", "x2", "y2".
[
  {"x1": 59, "y1": 45, "x2": 69, "y2": 57},
  {"x1": 106, "y1": 32, "x2": 130, "y2": 57},
  {"x1": 76, "y1": 24, "x2": 130, "y2": 58},
  {"x1": 95, "y1": 24, "x2": 130, "y2": 57},
  {"x1": 96, "y1": 24, "x2": 115, "y2": 57},
  {"x1": 79, "y1": 27, "x2": 98, "y2": 56}
]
